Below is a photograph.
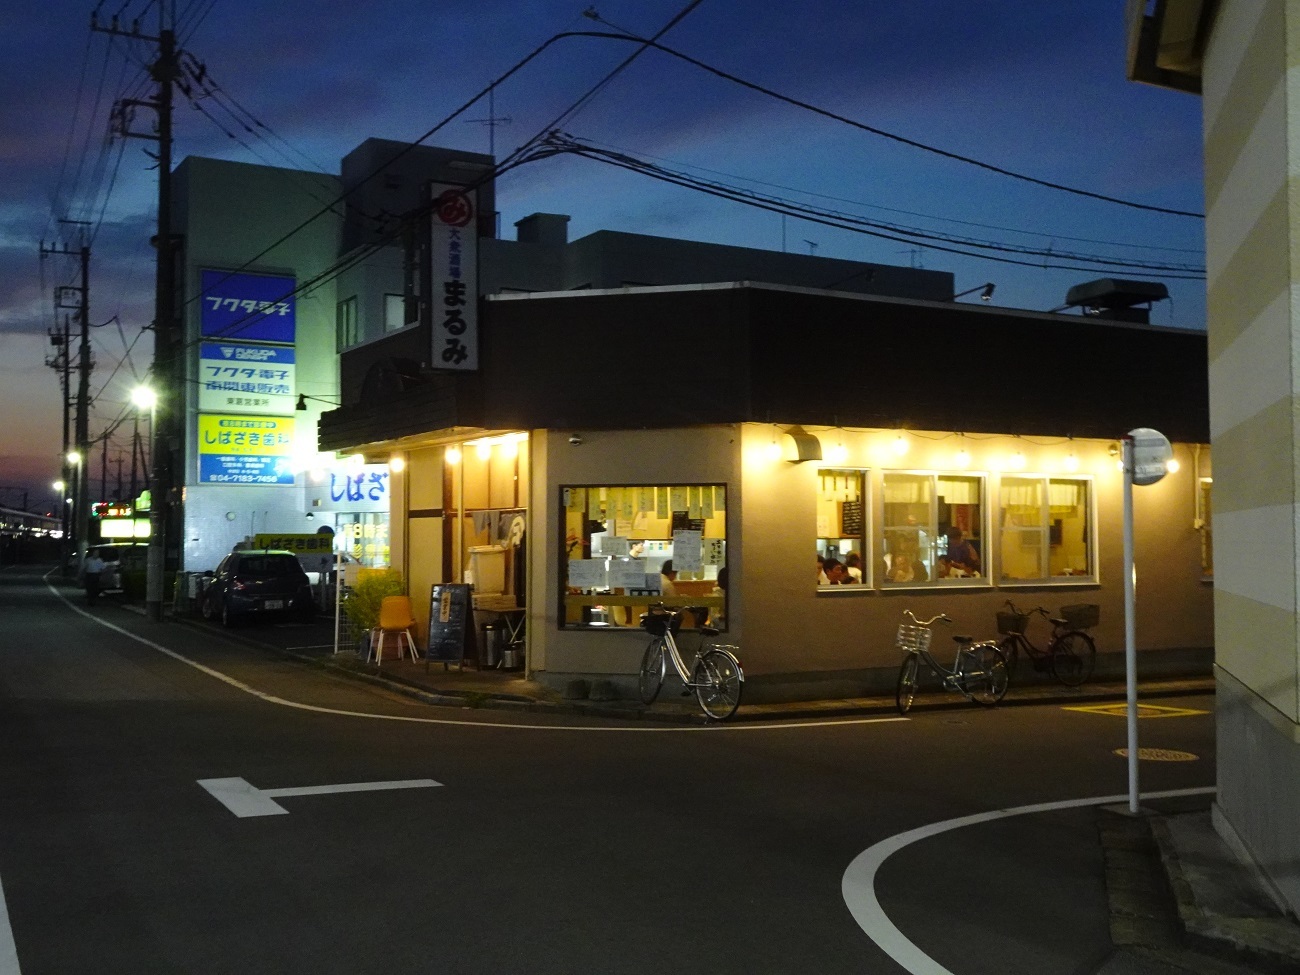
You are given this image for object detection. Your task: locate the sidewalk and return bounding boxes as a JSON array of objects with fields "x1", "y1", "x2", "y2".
[{"x1": 128, "y1": 598, "x2": 1300, "y2": 972}]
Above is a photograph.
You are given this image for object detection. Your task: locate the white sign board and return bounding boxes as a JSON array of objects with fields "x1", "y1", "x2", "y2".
[
  {"x1": 430, "y1": 183, "x2": 479, "y2": 371},
  {"x1": 198, "y1": 342, "x2": 295, "y2": 415},
  {"x1": 1129, "y1": 427, "x2": 1172, "y2": 486},
  {"x1": 609, "y1": 559, "x2": 648, "y2": 589},
  {"x1": 672, "y1": 530, "x2": 703, "y2": 572},
  {"x1": 567, "y1": 558, "x2": 608, "y2": 590}
]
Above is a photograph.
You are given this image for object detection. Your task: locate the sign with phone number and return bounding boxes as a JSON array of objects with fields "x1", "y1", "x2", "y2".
[{"x1": 197, "y1": 414, "x2": 295, "y2": 485}]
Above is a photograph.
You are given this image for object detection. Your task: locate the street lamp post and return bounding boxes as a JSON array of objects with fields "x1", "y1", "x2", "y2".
[{"x1": 133, "y1": 385, "x2": 166, "y2": 621}]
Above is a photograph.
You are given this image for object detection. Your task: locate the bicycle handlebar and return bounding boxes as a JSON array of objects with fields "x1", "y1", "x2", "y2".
[
  {"x1": 903, "y1": 610, "x2": 951, "y2": 627},
  {"x1": 1003, "y1": 599, "x2": 1050, "y2": 618}
]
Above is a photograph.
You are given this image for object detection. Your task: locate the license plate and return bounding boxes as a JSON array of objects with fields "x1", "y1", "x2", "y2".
[{"x1": 264, "y1": 599, "x2": 284, "y2": 610}]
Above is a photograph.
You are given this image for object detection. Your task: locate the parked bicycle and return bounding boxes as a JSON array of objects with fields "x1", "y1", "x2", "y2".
[
  {"x1": 995, "y1": 600, "x2": 1098, "y2": 687},
  {"x1": 894, "y1": 610, "x2": 1009, "y2": 715},
  {"x1": 638, "y1": 604, "x2": 744, "y2": 721}
]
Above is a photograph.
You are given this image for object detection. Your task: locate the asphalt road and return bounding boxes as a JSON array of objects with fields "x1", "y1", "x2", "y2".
[{"x1": 0, "y1": 566, "x2": 1216, "y2": 974}]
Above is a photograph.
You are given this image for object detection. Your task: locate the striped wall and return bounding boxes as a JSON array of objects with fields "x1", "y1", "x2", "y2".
[
  {"x1": 1204, "y1": 0, "x2": 1300, "y2": 916},
  {"x1": 1204, "y1": 0, "x2": 1300, "y2": 724}
]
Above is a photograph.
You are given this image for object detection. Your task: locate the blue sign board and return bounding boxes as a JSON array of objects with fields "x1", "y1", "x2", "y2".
[{"x1": 200, "y1": 270, "x2": 296, "y2": 344}]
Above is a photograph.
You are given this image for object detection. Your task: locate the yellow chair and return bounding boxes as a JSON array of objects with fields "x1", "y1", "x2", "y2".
[{"x1": 371, "y1": 596, "x2": 419, "y2": 665}]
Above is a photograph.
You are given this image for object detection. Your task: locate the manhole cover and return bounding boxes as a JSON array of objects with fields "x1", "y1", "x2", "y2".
[{"x1": 1113, "y1": 747, "x2": 1199, "y2": 762}]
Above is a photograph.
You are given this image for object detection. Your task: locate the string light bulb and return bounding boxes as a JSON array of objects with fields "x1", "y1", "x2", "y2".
[
  {"x1": 1063, "y1": 451, "x2": 1080, "y2": 472},
  {"x1": 891, "y1": 433, "x2": 909, "y2": 457},
  {"x1": 955, "y1": 447, "x2": 970, "y2": 468},
  {"x1": 1166, "y1": 457, "x2": 1181, "y2": 474},
  {"x1": 445, "y1": 446, "x2": 461, "y2": 465},
  {"x1": 828, "y1": 440, "x2": 848, "y2": 464},
  {"x1": 389, "y1": 455, "x2": 406, "y2": 473},
  {"x1": 476, "y1": 442, "x2": 492, "y2": 460}
]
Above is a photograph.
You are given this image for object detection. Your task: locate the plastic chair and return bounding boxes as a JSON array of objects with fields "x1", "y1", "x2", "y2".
[{"x1": 371, "y1": 596, "x2": 419, "y2": 664}]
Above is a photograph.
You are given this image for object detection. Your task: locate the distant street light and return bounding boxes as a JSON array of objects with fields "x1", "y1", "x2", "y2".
[
  {"x1": 53, "y1": 480, "x2": 65, "y2": 493},
  {"x1": 131, "y1": 386, "x2": 157, "y2": 410},
  {"x1": 66, "y1": 450, "x2": 81, "y2": 465}
]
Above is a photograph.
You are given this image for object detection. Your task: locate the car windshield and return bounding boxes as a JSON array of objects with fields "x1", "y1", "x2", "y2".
[{"x1": 238, "y1": 555, "x2": 303, "y2": 577}]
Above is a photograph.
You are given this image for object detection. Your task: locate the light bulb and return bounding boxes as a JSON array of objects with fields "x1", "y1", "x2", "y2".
[
  {"x1": 476, "y1": 442, "x2": 492, "y2": 460},
  {"x1": 389, "y1": 455, "x2": 406, "y2": 473},
  {"x1": 446, "y1": 446, "x2": 461, "y2": 465},
  {"x1": 1063, "y1": 452, "x2": 1080, "y2": 472},
  {"x1": 828, "y1": 442, "x2": 848, "y2": 464},
  {"x1": 767, "y1": 440, "x2": 783, "y2": 460},
  {"x1": 955, "y1": 448, "x2": 970, "y2": 468},
  {"x1": 1166, "y1": 458, "x2": 1181, "y2": 474},
  {"x1": 891, "y1": 435, "x2": 909, "y2": 457}
]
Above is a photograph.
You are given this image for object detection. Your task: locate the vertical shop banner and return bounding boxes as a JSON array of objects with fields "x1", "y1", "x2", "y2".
[
  {"x1": 199, "y1": 270, "x2": 296, "y2": 344},
  {"x1": 429, "y1": 184, "x2": 479, "y2": 371},
  {"x1": 198, "y1": 342, "x2": 296, "y2": 415},
  {"x1": 197, "y1": 415, "x2": 295, "y2": 485}
]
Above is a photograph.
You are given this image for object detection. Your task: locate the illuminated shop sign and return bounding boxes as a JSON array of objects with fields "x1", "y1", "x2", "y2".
[
  {"x1": 199, "y1": 270, "x2": 296, "y2": 344},
  {"x1": 198, "y1": 342, "x2": 296, "y2": 415},
  {"x1": 197, "y1": 414, "x2": 295, "y2": 485}
]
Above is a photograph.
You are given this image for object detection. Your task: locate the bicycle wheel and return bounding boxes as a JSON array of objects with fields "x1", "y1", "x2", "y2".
[
  {"x1": 638, "y1": 638, "x2": 666, "y2": 704},
  {"x1": 1050, "y1": 631, "x2": 1097, "y2": 687},
  {"x1": 961, "y1": 644, "x2": 1009, "y2": 706},
  {"x1": 998, "y1": 636, "x2": 1021, "y2": 680},
  {"x1": 896, "y1": 654, "x2": 920, "y2": 714},
  {"x1": 693, "y1": 648, "x2": 743, "y2": 720}
]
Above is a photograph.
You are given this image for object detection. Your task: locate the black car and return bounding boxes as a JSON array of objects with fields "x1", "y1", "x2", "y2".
[{"x1": 201, "y1": 550, "x2": 316, "y2": 626}]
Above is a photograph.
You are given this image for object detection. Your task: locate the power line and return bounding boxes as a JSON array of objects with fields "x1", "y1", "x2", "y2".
[{"x1": 577, "y1": 15, "x2": 1205, "y2": 219}]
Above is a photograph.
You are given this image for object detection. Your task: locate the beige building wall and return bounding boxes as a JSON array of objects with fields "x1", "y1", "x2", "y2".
[
  {"x1": 521, "y1": 422, "x2": 1212, "y2": 698},
  {"x1": 1203, "y1": 0, "x2": 1300, "y2": 915}
]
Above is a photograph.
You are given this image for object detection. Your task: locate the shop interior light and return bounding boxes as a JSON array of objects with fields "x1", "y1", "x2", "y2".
[
  {"x1": 389, "y1": 454, "x2": 406, "y2": 473},
  {"x1": 827, "y1": 441, "x2": 848, "y2": 464},
  {"x1": 891, "y1": 434, "x2": 909, "y2": 457},
  {"x1": 501, "y1": 439, "x2": 519, "y2": 458},
  {"x1": 954, "y1": 447, "x2": 970, "y2": 468},
  {"x1": 446, "y1": 446, "x2": 462, "y2": 465},
  {"x1": 1009, "y1": 450, "x2": 1026, "y2": 470},
  {"x1": 1063, "y1": 451, "x2": 1080, "y2": 472}
]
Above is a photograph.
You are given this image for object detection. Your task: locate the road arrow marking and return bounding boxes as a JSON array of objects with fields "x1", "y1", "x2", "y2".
[{"x1": 198, "y1": 776, "x2": 442, "y2": 818}]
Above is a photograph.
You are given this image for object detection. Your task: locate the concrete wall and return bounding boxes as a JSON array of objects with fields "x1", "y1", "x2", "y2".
[
  {"x1": 1203, "y1": 0, "x2": 1300, "y2": 915},
  {"x1": 174, "y1": 156, "x2": 343, "y2": 571}
]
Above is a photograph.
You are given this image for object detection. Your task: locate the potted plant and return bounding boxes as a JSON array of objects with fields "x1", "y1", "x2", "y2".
[{"x1": 339, "y1": 568, "x2": 406, "y2": 656}]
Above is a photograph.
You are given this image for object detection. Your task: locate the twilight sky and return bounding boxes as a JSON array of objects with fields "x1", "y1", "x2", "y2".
[{"x1": 0, "y1": 0, "x2": 1205, "y2": 509}]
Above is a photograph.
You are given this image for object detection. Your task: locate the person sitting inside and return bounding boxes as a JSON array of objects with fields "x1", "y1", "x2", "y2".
[
  {"x1": 943, "y1": 527, "x2": 981, "y2": 576},
  {"x1": 659, "y1": 559, "x2": 679, "y2": 596},
  {"x1": 844, "y1": 551, "x2": 864, "y2": 583},
  {"x1": 822, "y1": 557, "x2": 852, "y2": 584}
]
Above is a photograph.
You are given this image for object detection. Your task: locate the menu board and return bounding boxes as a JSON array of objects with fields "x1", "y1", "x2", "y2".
[
  {"x1": 427, "y1": 584, "x2": 476, "y2": 663},
  {"x1": 841, "y1": 499, "x2": 864, "y2": 537}
]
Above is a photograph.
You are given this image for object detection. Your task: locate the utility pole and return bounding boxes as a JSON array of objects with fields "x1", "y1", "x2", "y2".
[
  {"x1": 40, "y1": 224, "x2": 92, "y2": 569},
  {"x1": 97, "y1": 4, "x2": 179, "y2": 621},
  {"x1": 43, "y1": 311, "x2": 73, "y2": 569}
]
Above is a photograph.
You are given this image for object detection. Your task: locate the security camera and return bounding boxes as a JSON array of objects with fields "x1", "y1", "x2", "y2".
[{"x1": 568, "y1": 433, "x2": 583, "y2": 446}]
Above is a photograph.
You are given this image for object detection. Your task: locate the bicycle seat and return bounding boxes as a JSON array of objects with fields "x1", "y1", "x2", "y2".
[
  {"x1": 952, "y1": 634, "x2": 975, "y2": 645},
  {"x1": 1050, "y1": 617, "x2": 1069, "y2": 627},
  {"x1": 699, "y1": 625, "x2": 720, "y2": 637}
]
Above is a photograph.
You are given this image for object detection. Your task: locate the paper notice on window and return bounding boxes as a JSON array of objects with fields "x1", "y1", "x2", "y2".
[
  {"x1": 609, "y1": 558, "x2": 648, "y2": 589},
  {"x1": 688, "y1": 486, "x2": 702, "y2": 519},
  {"x1": 703, "y1": 538, "x2": 725, "y2": 565},
  {"x1": 713, "y1": 485, "x2": 725, "y2": 512},
  {"x1": 656, "y1": 487, "x2": 668, "y2": 519},
  {"x1": 605, "y1": 535, "x2": 630, "y2": 556},
  {"x1": 588, "y1": 488, "x2": 603, "y2": 520},
  {"x1": 637, "y1": 487, "x2": 654, "y2": 513},
  {"x1": 566, "y1": 487, "x2": 585, "y2": 511},
  {"x1": 567, "y1": 558, "x2": 608, "y2": 590},
  {"x1": 700, "y1": 487, "x2": 714, "y2": 519},
  {"x1": 672, "y1": 530, "x2": 703, "y2": 571},
  {"x1": 670, "y1": 487, "x2": 688, "y2": 513}
]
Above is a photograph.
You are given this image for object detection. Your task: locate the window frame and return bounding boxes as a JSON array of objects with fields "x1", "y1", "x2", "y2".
[
  {"x1": 994, "y1": 473, "x2": 1097, "y2": 586},
  {"x1": 558, "y1": 482, "x2": 728, "y2": 632},
  {"x1": 335, "y1": 295, "x2": 358, "y2": 350},
  {"x1": 815, "y1": 467, "x2": 870, "y2": 591},
  {"x1": 879, "y1": 469, "x2": 989, "y2": 589},
  {"x1": 383, "y1": 293, "x2": 408, "y2": 333}
]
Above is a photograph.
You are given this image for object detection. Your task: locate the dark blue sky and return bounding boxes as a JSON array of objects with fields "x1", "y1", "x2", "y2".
[{"x1": 0, "y1": 0, "x2": 1205, "y2": 502}]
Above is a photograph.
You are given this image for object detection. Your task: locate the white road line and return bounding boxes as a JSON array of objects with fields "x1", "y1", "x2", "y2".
[
  {"x1": 198, "y1": 776, "x2": 442, "y2": 818},
  {"x1": 0, "y1": 872, "x2": 19, "y2": 975},
  {"x1": 43, "y1": 576, "x2": 909, "y2": 733},
  {"x1": 840, "y1": 786, "x2": 1217, "y2": 975}
]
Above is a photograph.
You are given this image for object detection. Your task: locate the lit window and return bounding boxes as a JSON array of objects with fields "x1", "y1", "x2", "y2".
[
  {"x1": 882, "y1": 472, "x2": 985, "y2": 584},
  {"x1": 384, "y1": 294, "x2": 408, "y2": 333},
  {"x1": 997, "y1": 476, "x2": 1094, "y2": 582},
  {"x1": 816, "y1": 469, "x2": 867, "y2": 586},
  {"x1": 336, "y1": 296, "x2": 358, "y2": 350},
  {"x1": 560, "y1": 484, "x2": 726, "y2": 631}
]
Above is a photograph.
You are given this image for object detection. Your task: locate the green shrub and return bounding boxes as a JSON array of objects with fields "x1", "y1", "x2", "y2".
[{"x1": 339, "y1": 568, "x2": 406, "y2": 632}]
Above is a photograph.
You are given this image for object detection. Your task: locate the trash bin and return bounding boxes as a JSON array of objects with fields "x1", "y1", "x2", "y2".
[{"x1": 480, "y1": 621, "x2": 503, "y2": 668}]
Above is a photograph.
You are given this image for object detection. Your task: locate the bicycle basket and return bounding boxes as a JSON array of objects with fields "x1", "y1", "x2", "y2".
[
  {"x1": 640, "y1": 610, "x2": 681, "y2": 637},
  {"x1": 996, "y1": 611, "x2": 1029, "y2": 635},
  {"x1": 895, "y1": 623, "x2": 933, "y2": 655},
  {"x1": 1060, "y1": 603, "x2": 1100, "y2": 629}
]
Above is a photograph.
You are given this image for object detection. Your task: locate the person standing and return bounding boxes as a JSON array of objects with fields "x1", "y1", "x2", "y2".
[
  {"x1": 83, "y1": 549, "x2": 105, "y2": 603},
  {"x1": 659, "y1": 559, "x2": 679, "y2": 596}
]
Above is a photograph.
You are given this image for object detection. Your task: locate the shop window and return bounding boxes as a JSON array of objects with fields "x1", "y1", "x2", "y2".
[
  {"x1": 881, "y1": 472, "x2": 985, "y2": 584},
  {"x1": 560, "y1": 484, "x2": 727, "y2": 631},
  {"x1": 384, "y1": 293, "x2": 407, "y2": 333},
  {"x1": 816, "y1": 469, "x2": 867, "y2": 586},
  {"x1": 997, "y1": 476, "x2": 1093, "y2": 583},
  {"x1": 336, "y1": 296, "x2": 358, "y2": 350}
]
